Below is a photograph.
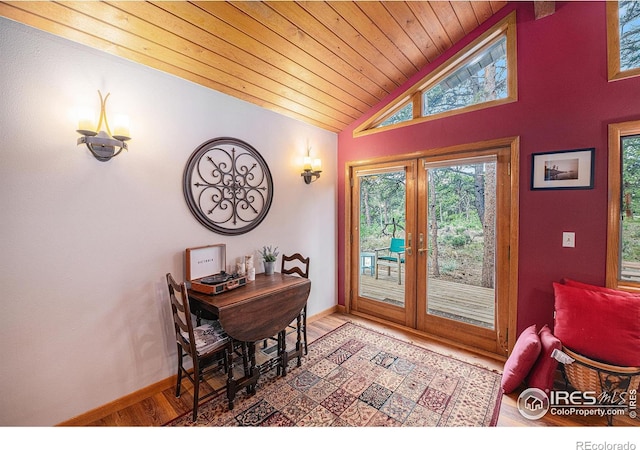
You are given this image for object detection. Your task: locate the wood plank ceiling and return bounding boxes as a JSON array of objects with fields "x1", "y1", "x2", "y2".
[{"x1": 0, "y1": 1, "x2": 507, "y2": 133}]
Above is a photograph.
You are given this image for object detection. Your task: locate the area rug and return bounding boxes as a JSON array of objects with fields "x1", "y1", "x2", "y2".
[{"x1": 166, "y1": 322, "x2": 503, "y2": 427}]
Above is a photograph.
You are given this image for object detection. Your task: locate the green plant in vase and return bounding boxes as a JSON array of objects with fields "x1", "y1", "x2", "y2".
[{"x1": 259, "y1": 245, "x2": 279, "y2": 275}]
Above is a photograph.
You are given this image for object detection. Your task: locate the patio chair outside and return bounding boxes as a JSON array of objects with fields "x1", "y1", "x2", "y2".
[{"x1": 374, "y1": 238, "x2": 405, "y2": 285}]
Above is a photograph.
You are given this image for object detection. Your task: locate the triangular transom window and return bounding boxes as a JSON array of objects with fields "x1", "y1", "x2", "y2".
[{"x1": 357, "y1": 11, "x2": 517, "y2": 137}]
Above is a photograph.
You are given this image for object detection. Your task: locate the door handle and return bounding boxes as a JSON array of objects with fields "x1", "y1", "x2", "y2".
[
  {"x1": 405, "y1": 233, "x2": 412, "y2": 256},
  {"x1": 418, "y1": 233, "x2": 428, "y2": 254}
]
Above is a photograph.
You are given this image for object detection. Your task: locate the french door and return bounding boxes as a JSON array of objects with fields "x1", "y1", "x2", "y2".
[
  {"x1": 350, "y1": 160, "x2": 417, "y2": 326},
  {"x1": 348, "y1": 140, "x2": 517, "y2": 355}
]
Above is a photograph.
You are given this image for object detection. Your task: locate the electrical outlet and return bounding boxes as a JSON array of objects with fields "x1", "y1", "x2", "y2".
[{"x1": 562, "y1": 232, "x2": 575, "y2": 248}]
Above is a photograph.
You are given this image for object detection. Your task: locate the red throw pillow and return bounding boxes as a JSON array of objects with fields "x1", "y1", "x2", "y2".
[
  {"x1": 562, "y1": 278, "x2": 640, "y2": 298},
  {"x1": 501, "y1": 324, "x2": 541, "y2": 393},
  {"x1": 526, "y1": 325, "x2": 562, "y2": 393},
  {"x1": 553, "y1": 282, "x2": 640, "y2": 366}
]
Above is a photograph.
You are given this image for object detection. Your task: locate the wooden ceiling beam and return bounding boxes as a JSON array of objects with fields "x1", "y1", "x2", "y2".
[{"x1": 534, "y1": 1, "x2": 556, "y2": 20}]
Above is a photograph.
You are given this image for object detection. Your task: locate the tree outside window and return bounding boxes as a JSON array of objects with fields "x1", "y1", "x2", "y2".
[
  {"x1": 619, "y1": 0, "x2": 640, "y2": 72},
  {"x1": 620, "y1": 135, "x2": 640, "y2": 281}
]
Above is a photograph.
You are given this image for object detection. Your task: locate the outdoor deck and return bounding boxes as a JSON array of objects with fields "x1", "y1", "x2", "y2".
[
  {"x1": 621, "y1": 260, "x2": 640, "y2": 282},
  {"x1": 359, "y1": 272, "x2": 495, "y2": 328}
]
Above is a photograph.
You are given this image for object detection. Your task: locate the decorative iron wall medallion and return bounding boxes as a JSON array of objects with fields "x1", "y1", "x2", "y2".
[{"x1": 183, "y1": 137, "x2": 273, "y2": 235}]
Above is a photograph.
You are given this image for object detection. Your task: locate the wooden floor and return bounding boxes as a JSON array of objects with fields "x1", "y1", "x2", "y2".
[
  {"x1": 80, "y1": 312, "x2": 637, "y2": 428},
  {"x1": 360, "y1": 273, "x2": 495, "y2": 328}
]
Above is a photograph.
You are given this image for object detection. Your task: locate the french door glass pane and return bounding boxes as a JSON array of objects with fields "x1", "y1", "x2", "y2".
[
  {"x1": 358, "y1": 170, "x2": 406, "y2": 306},
  {"x1": 425, "y1": 159, "x2": 496, "y2": 329},
  {"x1": 620, "y1": 135, "x2": 640, "y2": 281}
]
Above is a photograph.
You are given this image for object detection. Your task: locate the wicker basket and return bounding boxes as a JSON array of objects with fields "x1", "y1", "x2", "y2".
[{"x1": 562, "y1": 346, "x2": 640, "y2": 396}]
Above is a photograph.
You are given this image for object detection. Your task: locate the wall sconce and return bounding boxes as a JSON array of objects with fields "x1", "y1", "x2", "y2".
[
  {"x1": 76, "y1": 90, "x2": 131, "y2": 162},
  {"x1": 301, "y1": 146, "x2": 322, "y2": 184}
]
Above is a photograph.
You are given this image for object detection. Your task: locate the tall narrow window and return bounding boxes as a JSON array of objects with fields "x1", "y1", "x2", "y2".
[
  {"x1": 620, "y1": 135, "x2": 640, "y2": 282},
  {"x1": 619, "y1": 1, "x2": 640, "y2": 71},
  {"x1": 607, "y1": 1, "x2": 640, "y2": 80},
  {"x1": 607, "y1": 120, "x2": 640, "y2": 290}
]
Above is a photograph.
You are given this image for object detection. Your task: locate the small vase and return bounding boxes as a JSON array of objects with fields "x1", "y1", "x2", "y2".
[{"x1": 264, "y1": 260, "x2": 275, "y2": 275}]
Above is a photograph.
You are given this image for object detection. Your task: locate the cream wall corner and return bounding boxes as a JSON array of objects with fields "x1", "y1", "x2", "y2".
[{"x1": 0, "y1": 17, "x2": 337, "y2": 426}]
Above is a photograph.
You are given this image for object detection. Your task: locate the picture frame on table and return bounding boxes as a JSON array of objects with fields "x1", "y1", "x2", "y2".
[{"x1": 530, "y1": 148, "x2": 595, "y2": 190}]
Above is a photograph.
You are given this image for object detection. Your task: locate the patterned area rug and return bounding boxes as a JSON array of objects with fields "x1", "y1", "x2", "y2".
[{"x1": 166, "y1": 322, "x2": 502, "y2": 427}]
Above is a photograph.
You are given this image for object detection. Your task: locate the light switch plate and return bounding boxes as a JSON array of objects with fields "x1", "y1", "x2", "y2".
[{"x1": 562, "y1": 232, "x2": 575, "y2": 248}]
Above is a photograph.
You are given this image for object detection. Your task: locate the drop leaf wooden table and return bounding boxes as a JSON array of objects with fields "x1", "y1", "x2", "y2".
[{"x1": 188, "y1": 273, "x2": 311, "y2": 409}]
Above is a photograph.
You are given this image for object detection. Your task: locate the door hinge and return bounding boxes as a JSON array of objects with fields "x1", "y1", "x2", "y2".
[{"x1": 507, "y1": 162, "x2": 511, "y2": 176}]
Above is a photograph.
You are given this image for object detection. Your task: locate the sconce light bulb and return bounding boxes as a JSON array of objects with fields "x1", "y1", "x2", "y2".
[
  {"x1": 303, "y1": 155, "x2": 312, "y2": 171},
  {"x1": 77, "y1": 107, "x2": 97, "y2": 136},
  {"x1": 112, "y1": 114, "x2": 131, "y2": 141}
]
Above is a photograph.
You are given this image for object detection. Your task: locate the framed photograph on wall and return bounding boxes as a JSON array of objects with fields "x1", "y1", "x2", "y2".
[{"x1": 531, "y1": 148, "x2": 595, "y2": 190}]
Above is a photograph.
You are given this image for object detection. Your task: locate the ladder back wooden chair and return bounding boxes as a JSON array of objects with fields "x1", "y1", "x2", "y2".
[
  {"x1": 263, "y1": 253, "x2": 310, "y2": 369},
  {"x1": 166, "y1": 272, "x2": 232, "y2": 421},
  {"x1": 282, "y1": 253, "x2": 310, "y2": 355}
]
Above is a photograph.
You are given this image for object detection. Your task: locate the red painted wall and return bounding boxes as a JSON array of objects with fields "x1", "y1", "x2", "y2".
[{"x1": 337, "y1": 1, "x2": 640, "y2": 334}]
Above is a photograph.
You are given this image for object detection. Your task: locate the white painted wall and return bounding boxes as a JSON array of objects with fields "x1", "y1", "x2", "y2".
[{"x1": 0, "y1": 18, "x2": 337, "y2": 426}]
